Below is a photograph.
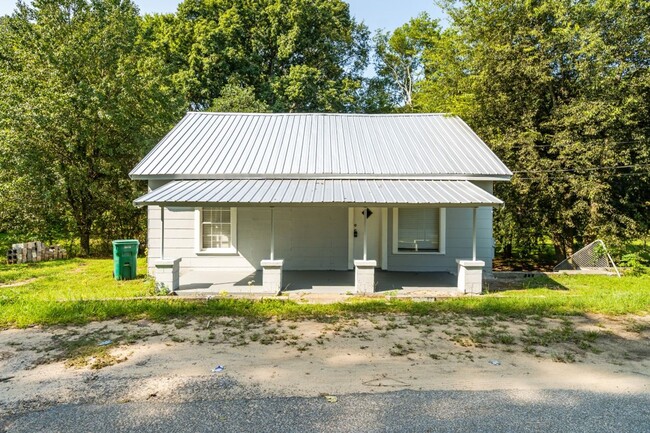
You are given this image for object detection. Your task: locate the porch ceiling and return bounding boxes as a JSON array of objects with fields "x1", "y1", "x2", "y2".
[{"x1": 134, "y1": 179, "x2": 503, "y2": 208}]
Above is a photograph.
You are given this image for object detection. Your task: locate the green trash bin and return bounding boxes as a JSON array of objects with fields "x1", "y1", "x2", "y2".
[{"x1": 112, "y1": 240, "x2": 139, "y2": 280}]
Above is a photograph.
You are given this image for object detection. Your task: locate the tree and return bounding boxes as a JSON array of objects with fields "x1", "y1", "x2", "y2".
[
  {"x1": 209, "y1": 82, "x2": 270, "y2": 113},
  {"x1": 143, "y1": 0, "x2": 370, "y2": 112},
  {"x1": 373, "y1": 13, "x2": 440, "y2": 111},
  {"x1": 416, "y1": 0, "x2": 650, "y2": 258},
  {"x1": 0, "y1": 0, "x2": 183, "y2": 255}
]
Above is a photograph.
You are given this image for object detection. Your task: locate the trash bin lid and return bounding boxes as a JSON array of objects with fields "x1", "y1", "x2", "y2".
[{"x1": 112, "y1": 239, "x2": 140, "y2": 245}]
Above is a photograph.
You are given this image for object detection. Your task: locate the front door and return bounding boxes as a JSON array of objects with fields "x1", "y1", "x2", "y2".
[{"x1": 352, "y1": 207, "x2": 381, "y2": 266}]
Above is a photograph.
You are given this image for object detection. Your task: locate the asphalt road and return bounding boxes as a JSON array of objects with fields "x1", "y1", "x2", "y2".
[{"x1": 3, "y1": 389, "x2": 649, "y2": 433}]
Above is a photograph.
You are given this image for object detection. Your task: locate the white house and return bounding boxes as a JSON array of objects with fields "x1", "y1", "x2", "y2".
[{"x1": 131, "y1": 112, "x2": 512, "y2": 294}]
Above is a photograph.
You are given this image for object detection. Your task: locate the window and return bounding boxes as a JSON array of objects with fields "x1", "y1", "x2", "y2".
[
  {"x1": 196, "y1": 207, "x2": 237, "y2": 253},
  {"x1": 393, "y1": 208, "x2": 445, "y2": 254}
]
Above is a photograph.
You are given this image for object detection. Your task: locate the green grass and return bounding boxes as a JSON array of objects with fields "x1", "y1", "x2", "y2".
[{"x1": 0, "y1": 259, "x2": 649, "y2": 328}]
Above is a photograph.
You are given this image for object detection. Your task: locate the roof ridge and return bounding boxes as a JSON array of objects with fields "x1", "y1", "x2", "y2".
[{"x1": 187, "y1": 111, "x2": 451, "y2": 117}]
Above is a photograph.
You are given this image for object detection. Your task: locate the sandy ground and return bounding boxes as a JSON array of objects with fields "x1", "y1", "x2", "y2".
[{"x1": 1, "y1": 313, "x2": 649, "y2": 419}]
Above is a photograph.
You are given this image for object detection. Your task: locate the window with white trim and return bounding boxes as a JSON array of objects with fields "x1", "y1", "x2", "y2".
[
  {"x1": 197, "y1": 207, "x2": 237, "y2": 253},
  {"x1": 393, "y1": 208, "x2": 445, "y2": 253}
]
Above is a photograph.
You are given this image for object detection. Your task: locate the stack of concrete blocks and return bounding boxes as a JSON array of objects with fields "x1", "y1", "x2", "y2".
[{"x1": 6, "y1": 242, "x2": 68, "y2": 264}]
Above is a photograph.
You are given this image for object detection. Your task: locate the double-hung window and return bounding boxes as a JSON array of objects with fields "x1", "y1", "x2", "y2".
[
  {"x1": 196, "y1": 207, "x2": 237, "y2": 253},
  {"x1": 393, "y1": 208, "x2": 445, "y2": 254}
]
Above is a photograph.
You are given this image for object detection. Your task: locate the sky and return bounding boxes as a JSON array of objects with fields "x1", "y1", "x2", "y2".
[{"x1": 0, "y1": 0, "x2": 447, "y2": 32}]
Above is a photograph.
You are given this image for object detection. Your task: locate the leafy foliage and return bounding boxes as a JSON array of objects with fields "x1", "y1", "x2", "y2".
[
  {"x1": 373, "y1": 12, "x2": 440, "y2": 111},
  {"x1": 209, "y1": 82, "x2": 270, "y2": 113},
  {"x1": 144, "y1": 0, "x2": 370, "y2": 112},
  {"x1": 0, "y1": 0, "x2": 184, "y2": 255},
  {"x1": 415, "y1": 0, "x2": 650, "y2": 258}
]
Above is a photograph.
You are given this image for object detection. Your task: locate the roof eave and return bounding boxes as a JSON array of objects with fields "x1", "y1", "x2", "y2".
[
  {"x1": 134, "y1": 200, "x2": 503, "y2": 209},
  {"x1": 129, "y1": 173, "x2": 512, "y2": 182}
]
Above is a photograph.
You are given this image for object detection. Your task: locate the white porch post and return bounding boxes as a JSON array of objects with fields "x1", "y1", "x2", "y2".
[
  {"x1": 456, "y1": 206, "x2": 484, "y2": 295},
  {"x1": 270, "y1": 207, "x2": 275, "y2": 261},
  {"x1": 160, "y1": 205, "x2": 165, "y2": 260},
  {"x1": 260, "y1": 206, "x2": 283, "y2": 294},
  {"x1": 472, "y1": 207, "x2": 477, "y2": 261},
  {"x1": 154, "y1": 205, "x2": 181, "y2": 293},
  {"x1": 355, "y1": 207, "x2": 376, "y2": 293},
  {"x1": 363, "y1": 208, "x2": 368, "y2": 261}
]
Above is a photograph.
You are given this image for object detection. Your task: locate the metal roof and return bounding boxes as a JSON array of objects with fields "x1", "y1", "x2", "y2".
[
  {"x1": 130, "y1": 113, "x2": 512, "y2": 180},
  {"x1": 134, "y1": 179, "x2": 504, "y2": 207}
]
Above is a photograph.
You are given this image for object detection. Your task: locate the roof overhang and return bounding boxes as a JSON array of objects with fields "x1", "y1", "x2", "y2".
[
  {"x1": 134, "y1": 179, "x2": 504, "y2": 208},
  {"x1": 130, "y1": 173, "x2": 512, "y2": 181}
]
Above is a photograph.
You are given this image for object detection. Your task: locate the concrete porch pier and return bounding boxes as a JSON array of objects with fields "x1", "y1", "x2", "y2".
[
  {"x1": 456, "y1": 259, "x2": 485, "y2": 294},
  {"x1": 354, "y1": 260, "x2": 377, "y2": 293},
  {"x1": 154, "y1": 258, "x2": 181, "y2": 293},
  {"x1": 261, "y1": 259, "x2": 284, "y2": 294}
]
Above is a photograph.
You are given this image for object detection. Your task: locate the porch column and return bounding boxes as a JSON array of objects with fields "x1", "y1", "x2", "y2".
[
  {"x1": 363, "y1": 208, "x2": 368, "y2": 260},
  {"x1": 270, "y1": 207, "x2": 275, "y2": 260},
  {"x1": 472, "y1": 207, "x2": 477, "y2": 261},
  {"x1": 456, "y1": 207, "x2": 483, "y2": 294},
  {"x1": 160, "y1": 205, "x2": 165, "y2": 260},
  {"x1": 154, "y1": 205, "x2": 181, "y2": 293},
  {"x1": 260, "y1": 207, "x2": 283, "y2": 294},
  {"x1": 355, "y1": 208, "x2": 376, "y2": 293}
]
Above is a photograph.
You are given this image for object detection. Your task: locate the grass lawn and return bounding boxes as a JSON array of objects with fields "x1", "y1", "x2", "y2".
[{"x1": 1, "y1": 259, "x2": 648, "y2": 328}]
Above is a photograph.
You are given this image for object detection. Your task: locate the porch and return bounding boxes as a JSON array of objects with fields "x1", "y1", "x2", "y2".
[
  {"x1": 176, "y1": 269, "x2": 459, "y2": 296},
  {"x1": 137, "y1": 179, "x2": 503, "y2": 296}
]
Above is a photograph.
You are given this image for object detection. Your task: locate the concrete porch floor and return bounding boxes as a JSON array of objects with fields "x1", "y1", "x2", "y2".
[{"x1": 176, "y1": 269, "x2": 459, "y2": 297}]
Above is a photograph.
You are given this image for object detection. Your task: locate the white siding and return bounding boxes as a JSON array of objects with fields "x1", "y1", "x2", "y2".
[
  {"x1": 146, "y1": 181, "x2": 495, "y2": 275},
  {"x1": 147, "y1": 204, "x2": 349, "y2": 275}
]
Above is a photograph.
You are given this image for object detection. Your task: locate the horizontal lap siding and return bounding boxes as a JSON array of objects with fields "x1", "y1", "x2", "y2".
[
  {"x1": 260, "y1": 208, "x2": 348, "y2": 271},
  {"x1": 145, "y1": 180, "x2": 497, "y2": 275},
  {"x1": 147, "y1": 204, "x2": 349, "y2": 274}
]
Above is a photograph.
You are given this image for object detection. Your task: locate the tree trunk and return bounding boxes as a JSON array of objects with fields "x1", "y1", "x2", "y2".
[
  {"x1": 552, "y1": 236, "x2": 567, "y2": 261},
  {"x1": 79, "y1": 225, "x2": 92, "y2": 257}
]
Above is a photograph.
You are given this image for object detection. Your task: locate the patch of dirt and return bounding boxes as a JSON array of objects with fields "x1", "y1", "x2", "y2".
[
  {"x1": 0, "y1": 314, "x2": 648, "y2": 419},
  {"x1": 0, "y1": 278, "x2": 37, "y2": 288}
]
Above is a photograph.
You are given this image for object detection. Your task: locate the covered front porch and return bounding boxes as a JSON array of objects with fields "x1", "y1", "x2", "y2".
[
  {"x1": 136, "y1": 179, "x2": 503, "y2": 296},
  {"x1": 176, "y1": 268, "x2": 459, "y2": 296}
]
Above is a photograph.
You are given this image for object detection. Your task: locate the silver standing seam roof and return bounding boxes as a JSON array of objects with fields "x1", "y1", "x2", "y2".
[
  {"x1": 131, "y1": 112, "x2": 511, "y2": 206},
  {"x1": 134, "y1": 179, "x2": 503, "y2": 207},
  {"x1": 130, "y1": 112, "x2": 512, "y2": 180}
]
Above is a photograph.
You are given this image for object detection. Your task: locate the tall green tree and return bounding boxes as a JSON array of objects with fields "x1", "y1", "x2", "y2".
[
  {"x1": 416, "y1": 0, "x2": 650, "y2": 258},
  {"x1": 143, "y1": 0, "x2": 370, "y2": 112},
  {"x1": 0, "y1": 0, "x2": 183, "y2": 255},
  {"x1": 373, "y1": 12, "x2": 440, "y2": 111}
]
